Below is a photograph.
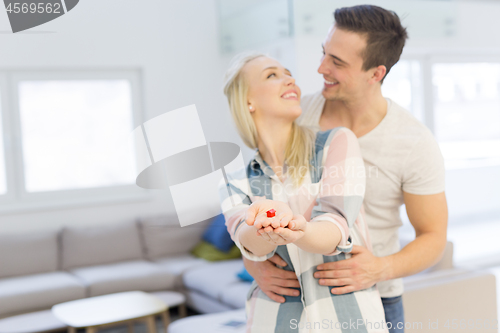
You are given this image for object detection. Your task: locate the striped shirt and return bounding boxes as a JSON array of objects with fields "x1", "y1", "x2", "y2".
[{"x1": 220, "y1": 127, "x2": 388, "y2": 333}]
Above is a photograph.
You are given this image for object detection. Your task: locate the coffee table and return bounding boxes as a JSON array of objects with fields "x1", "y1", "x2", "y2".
[
  {"x1": 52, "y1": 291, "x2": 168, "y2": 333},
  {"x1": 149, "y1": 291, "x2": 187, "y2": 320}
]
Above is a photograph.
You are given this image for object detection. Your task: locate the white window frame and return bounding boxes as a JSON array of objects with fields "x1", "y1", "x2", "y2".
[
  {"x1": 400, "y1": 52, "x2": 500, "y2": 170},
  {"x1": 0, "y1": 69, "x2": 153, "y2": 214},
  {"x1": 383, "y1": 57, "x2": 426, "y2": 124},
  {"x1": 0, "y1": 73, "x2": 14, "y2": 205}
]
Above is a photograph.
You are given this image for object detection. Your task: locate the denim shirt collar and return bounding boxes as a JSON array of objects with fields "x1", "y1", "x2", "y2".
[{"x1": 250, "y1": 150, "x2": 285, "y2": 182}]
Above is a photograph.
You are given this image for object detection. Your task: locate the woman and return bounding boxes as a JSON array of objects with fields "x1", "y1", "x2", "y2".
[{"x1": 221, "y1": 52, "x2": 387, "y2": 333}]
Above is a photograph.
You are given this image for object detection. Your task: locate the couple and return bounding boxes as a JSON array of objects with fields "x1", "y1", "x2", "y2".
[{"x1": 220, "y1": 5, "x2": 448, "y2": 333}]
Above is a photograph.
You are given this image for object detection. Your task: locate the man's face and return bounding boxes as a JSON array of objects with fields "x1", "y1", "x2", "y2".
[{"x1": 318, "y1": 25, "x2": 373, "y2": 102}]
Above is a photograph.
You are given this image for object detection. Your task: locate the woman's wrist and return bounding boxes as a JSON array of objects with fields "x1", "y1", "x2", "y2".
[
  {"x1": 291, "y1": 218, "x2": 308, "y2": 246},
  {"x1": 238, "y1": 224, "x2": 276, "y2": 257},
  {"x1": 293, "y1": 221, "x2": 340, "y2": 255}
]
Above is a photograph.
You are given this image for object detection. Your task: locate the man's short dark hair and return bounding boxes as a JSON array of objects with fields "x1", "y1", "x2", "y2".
[{"x1": 334, "y1": 5, "x2": 408, "y2": 82}]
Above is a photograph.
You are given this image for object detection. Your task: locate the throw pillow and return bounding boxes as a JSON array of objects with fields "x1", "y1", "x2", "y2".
[
  {"x1": 191, "y1": 241, "x2": 241, "y2": 261},
  {"x1": 237, "y1": 267, "x2": 254, "y2": 282},
  {"x1": 202, "y1": 214, "x2": 234, "y2": 252}
]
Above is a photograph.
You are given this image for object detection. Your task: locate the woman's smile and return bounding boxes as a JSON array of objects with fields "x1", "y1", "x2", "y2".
[{"x1": 281, "y1": 89, "x2": 299, "y2": 100}]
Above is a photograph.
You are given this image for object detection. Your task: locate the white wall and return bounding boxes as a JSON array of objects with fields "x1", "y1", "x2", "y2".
[{"x1": 0, "y1": 0, "x2": 244, "y2": 233}]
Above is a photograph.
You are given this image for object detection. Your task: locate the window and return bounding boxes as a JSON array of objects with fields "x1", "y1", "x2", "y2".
[
  {"x1": 0, "y1": 70, "x2": 147, "y2": 213},
  {"x1": 383, "y1": 59, "x2": 500, "y2": 169},
  {"x1": 382, "y1": 60, "x2": 424, "y2": 122},
  {"x1": 18, "y1": 80, "x2": 136, "y2": 192},
  {"x1": 432, "y1": 63, "x2": 500, "y2": 167}
]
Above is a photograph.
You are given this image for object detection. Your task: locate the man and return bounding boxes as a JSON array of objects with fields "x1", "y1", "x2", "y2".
[{"x1": 243, "y1": 5, "x2": 448, "y2": 333}]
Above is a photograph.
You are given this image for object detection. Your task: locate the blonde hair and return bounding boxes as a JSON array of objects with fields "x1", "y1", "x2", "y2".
[{"x1": 223, "y1": 52, "x2": 315, "y2": 186}]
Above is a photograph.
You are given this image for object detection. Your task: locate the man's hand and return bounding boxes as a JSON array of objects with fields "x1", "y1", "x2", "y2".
[
  {"x1": 243, "y1": 254, "x2": 300, "y2": 303},
  {"x1": 313, "y1": 245, "x2": 389, "y2": 295}
]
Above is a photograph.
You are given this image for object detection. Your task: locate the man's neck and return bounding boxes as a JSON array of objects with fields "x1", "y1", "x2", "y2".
[{"x1": 320, "y1": 91, "x2": 388, "y2": 138}]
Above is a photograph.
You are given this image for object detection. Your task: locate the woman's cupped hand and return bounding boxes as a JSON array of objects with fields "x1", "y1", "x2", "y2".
[{"x1": 245, "y1": 199, "x2": 308, "y2": 245}]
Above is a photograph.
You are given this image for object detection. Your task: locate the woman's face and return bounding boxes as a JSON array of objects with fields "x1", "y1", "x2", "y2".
[{"x1": 243, "y1": 56, "x2": 302, "y2": 123}]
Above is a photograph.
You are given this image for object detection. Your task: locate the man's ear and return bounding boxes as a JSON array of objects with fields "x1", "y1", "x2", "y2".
[{"x1": 369, "y1": 65, "x2": 387, "y2": 84}]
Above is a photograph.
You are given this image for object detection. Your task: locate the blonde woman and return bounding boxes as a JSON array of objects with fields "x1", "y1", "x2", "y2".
[{"x1": 221, "y1": 53, "x2": 388, "y2": 333}]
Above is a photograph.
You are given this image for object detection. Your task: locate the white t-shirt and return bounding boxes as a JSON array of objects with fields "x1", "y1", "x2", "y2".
[{"x1": 298, "y1": 92, "x2": 446, "y2": 298}]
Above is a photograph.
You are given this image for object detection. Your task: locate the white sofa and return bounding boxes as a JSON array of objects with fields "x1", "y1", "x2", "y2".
[
  {"x1": 182, "y1": 259, "x2": 249, "y2": 313},
  {"x1": 0, "y1": 214, "x2": 211, "y2": 330}
]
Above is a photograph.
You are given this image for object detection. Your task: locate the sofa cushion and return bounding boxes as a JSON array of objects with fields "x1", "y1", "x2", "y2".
[
  {"x1": 138, "y1": 214, "x2": 211, "y2": 260},
  {"x1": 0, "y1": 272, "x2": 85, "y2": 317},
  {"x1": 69, "y1": 260, "x2": 176, "y2": 297},
  {"x1": 154, "y1": 254, "x2": 208, "y2": 289},
  {"x1": 185, "y1": 290, "x2": 235, "y2": 314},
  {"x1": 154, "y1": 254, "x2": 208, "y2": 276},
  {"x1": 219, "y1": 282, "x2": 251, "y2": 309},
  {"x1": 0, "y1": 230, "x2": 58, "y2": 279},
  {"x1": 61, "y1": 221, "x2": 143, "y2": 269},
  {"x1": 183, "y1": 259, "x2": 244, "y2": 301}
]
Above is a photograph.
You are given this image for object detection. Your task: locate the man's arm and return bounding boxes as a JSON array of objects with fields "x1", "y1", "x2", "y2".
[
  {"x1": 314, "y1": 191, "x2": 448, "y2": 294},
  {"x1": 386, "y1": 191, "x2": 448, "y2": 278}
]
